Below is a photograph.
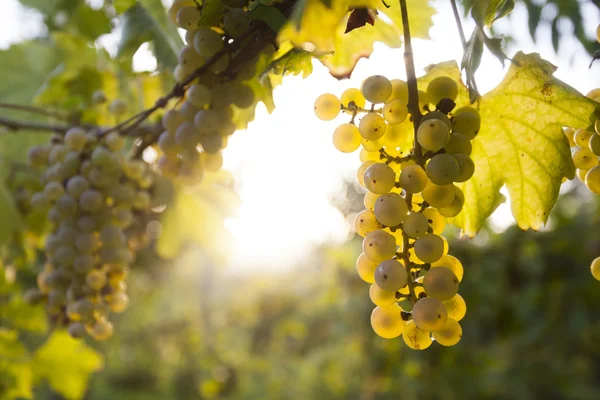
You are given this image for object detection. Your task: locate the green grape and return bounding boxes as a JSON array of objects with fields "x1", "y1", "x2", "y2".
[
  {"x1": 354, "y1": 210, "x2": 383, "y2": 238},
  {"x1": 109, "y1": 99, "x2": 127, "y2": 116},
  {"x1": 74, "y1": 254, "x2": 95, "y2": 274},
  {"x1": 54, "y1": 245, "x2": 77, "y2": 267},
  {"x1": 361, "y1": 75, "x2": 392, "y2": 104},
  {"x1": 564, "y1": 127, "x2": 576, "y2": 147},
  {"x1": 55, "y1": 195, "x2": 77, "y2": 218},
  {"x1": 79, "y1": 189, "x2": 104, "y2": 212},
  {"x1": 426, "y1": 76, "x2": 458, "y2": 107},
  {"x1": 194, "y1": 27, "x2": 224, "y2": 58},
  {"x1": 175, "y1": 122, "x2": 201, "y2": 148},
  {"x1": 432, "y1": 254, "x2": 463, "y2": 281},
  {"x1": 199, "y1": 151, "x2": 223, "y2": 172},
  {"x1": 44, "y1": 181, "x2": 65, "y2": 201},
  {"x1": 418, "y1": 90, "x2": 430, "y2": 111},
  {"x1": 332, "y1": 123, "x2": 361, "y2": 153},
  {"x1": 586, "y1": 166, "x2": 600, "y2": 194},
  {"x1": 369, "y1": 284, "x2": 397, "y2": 307},
  {"x1": 356, "y1": 253, "x2": 378, "y2": 283},
  {"x1": 423, "y1": 208, "x2": 445, "y2": 235},
  {"x1": 443, "y1": 294, "x2": 466, "y2": 321},
  {"x1": 573, "y1": 147, "x2": 597, "y2": 170},
  {"x1": 358, "y1": 113, "x2": 387, "y2": 140},
  {"x1": 91, "y1": 146, "x2": 112, "y2": 166},
  {"x1": 100, "y1": 225, "x2": 124, "y2": 247},
  {"x1": 223, "y1": 9, "x2": 250, "y2": 38},
  {"x1": 176, "y1": 6, "x2": 200, "y2": 30},
  {"x1": 444, "y1": 133, "x2": 472, "y2": 155},
  {"x1": 105, "y1": 132, "x2": 125, "y2": 152},
  {"x1": 374, "y1": 259, "x2": 407, "y2": 291},
  {"x1": 382, "y1": 99, "x2": 408, "y2": 125},
  {"x1": 28, "y1": 144, "x2": 51, "y2": 166},
  {"x1": 432, "y1": 318, "x2": 462, "y2": 346},
  {"x1": 92, "y1": 90, "x2": 107, "y2": 105},
  {"x1": 423, "y1": 267, "x2": 459, "y2": 301},
  {"x1": 187, "y1": 84, "x2": 211, "y2": 108},
  {"x1": 363, "y1": 229, "x2": 397, "y2": 262},
  {"x1": 86, "y1": 269, "x2": 107, "y2": 291},
  {"x1": 574, "y1": 129, "x2": 593, "y2": 147},
  {"x1": 314, "y1": 93, "x2": 341, "y2": 121},
  {"x1": 364, "y1": 192, "x2": 380, "y2": 211},
  {"x1": 194, "y1": 109, "x2": 224, "y2": 135},
  {"x1": 64, "y1": 128, "x2": 87, "y2": 151},
  {"x1": 162, "y1": 109, "x2": 183, "y2": 134},
  {"x1": 438, "y1": 186, "x2": 464, "y2": 218},
  {"x1": 199, "y1": 134, "x2": 224, "y2": 154},
  {"x1": 380, "y1": 123, "x2": 410, "y2": 148},
  {"x1": 390, "y1": 79, "x2": 409, "y2": 104},
  {"x1": 373, "y1": 193, "x2": 408, "y2": 226},
  {"x1": 363, "y1": 163, "x2": 396, "y2": 194},
  {"x1": 31, "y1": 192, "x2": 50, "y2": 209},
  {"x1": 426, "y1": 154, "x2": 459, "y2": 185},
  {"x1": 414, "y1": 233, "x2": 444, "y2": 263},
  {"x1": 49, "y1": 145, "x2": 67, "y2": 165},
  {"x1": 87, "y1": 318, "x2": 114, "y2": 341},
  {"x1": 370, "y1": 304, "x2": 404, "y2": 339},
  {"x1": 417, "y1": 119, "x2": 450, "y2": 152},
  {"x1": 412, "y1": 297, "x2": 448, "y2": 332},
  {"x1": 403, "y1": 212, "x2": 429, "y2": 238},
  {"x1": 229, "y1": 83, "x2": 255, "y2": 109},
  {"x1": 107, "y1": 291, "x2": 129, "y2": 313},
  {"x1": 399, "y1": 165, "x2": 428, "y2": 193},
  {"x1": 421, "y1": 110, "x2": 452, "y2": 130},
  {"x1": 68, "y1": 322, "x2": 86, "y2": 339},
  {"x1": 452, "y1": 154, "x2": 475, "y2": 182},
  {"x1": 422, "y1": 183, "x2": 454, "y2": 208},
  {"x1": 178, "y1": 45, "x2": 205, "y2": 69},
  {"x1": 133, "y1": 191, "x2": 151, "y2": 210},
  {"x1": 75, "y1": 233, "x2": 100, "y2": 255},
  {"x1": 168, "y1": 0, "x2": 195, "y2": 23},
  {"x1": 340, "y1": 88, "x2": 366, "y2": 111},
  {"x1": 452, "y1": 107, "x2": 480, "y2": 139},
  {"x1": 402, "y1": 320, "x2": 432, "y2": 350},
  {"x1": 589, "y1": 133, "x2": 600, "y2": 156}
]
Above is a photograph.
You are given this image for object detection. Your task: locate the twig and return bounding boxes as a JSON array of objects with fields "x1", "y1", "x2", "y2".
[
  {"x1": 0, "y1": 116, "x2": 70, "y2": 133},
  {"x1": 450, "y1": 0, "x2": 467, "y2": 49},
  {"x1": 0, "y1": 102, "x2": 71, "y2": 121}
]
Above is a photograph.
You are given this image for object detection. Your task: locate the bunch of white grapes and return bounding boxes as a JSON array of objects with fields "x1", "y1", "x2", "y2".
[
  {"x1": 315, "y1": 74, "x2": 480, "y2": 349},
  {"x1": 24, "y1": 127, "x2": 156, "y2": 341},
  {"x1": 158, "y1": 0, "x2": 257, "y2": 183},
  {"x1": 564, "y1": 88, "x2": 600, "y2": 282}
]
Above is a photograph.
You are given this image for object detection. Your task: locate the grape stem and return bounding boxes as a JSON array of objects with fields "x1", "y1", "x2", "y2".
[{"x1": 450, "y1": 0, "x2": 480, "y2": 101}]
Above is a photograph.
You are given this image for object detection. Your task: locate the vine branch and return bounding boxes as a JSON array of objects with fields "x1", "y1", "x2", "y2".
[
  {"x1": 0, "y1": 102, "x2": 71, "y2": 121},
  {"x1": 450, "y1": 0, "x2": 468, "y2": 49},
  {"x1": 0, "y1": 116, "x2": 70, "y2": 133}
]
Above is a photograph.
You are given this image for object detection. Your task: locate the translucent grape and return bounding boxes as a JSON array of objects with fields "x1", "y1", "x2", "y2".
[
  {"x1": 64, "y1": 128, "x2": 87, "y2": 151},
  {"x1": 421, "y1": 110, "x2": 452, "y2": 130},
  {"x1": 564, "y1": 127, "x2": 576, "y2": 147},
  {"x1": 354, "y1": 210, "x2": 383, "y2": 237},
  {"x1": 49, "y1": 145, "x2": 67, "y2": 165},
  {"x1": 369, "y1": 284, "x2": 397, "y2": 307},
  {"x1": 363, "y1": 163, "x2": 396, "y2": 194},
  {"x1": 423, "y1": 266, "x2": 459, "y2": 301},
  {"x1": 44, "y1": 181, "x2": 65, "y2": 201},
  {"x1": 427, "y1": 76, "x2": 458, "y2": 106},
  {"x1": 574, "y1": 129, "x2": 593, "y2": 148},
  {"x1": 107, "y1": 291, "x2": 129, "y2": 313},
  {"x1": 422, "y1": 183, "x2": 455, "y2": 208},
  {"x1": 417, "y1": 119, "x2": 450, "y2": 152},
  {"x1": 175, "y1": 122, "x2": 201, "y2": 148},
  {"x1": 402, "y1": 320, "x2": 432, "y2": 350},
  {"x1": 361, "y1": 137, "x2": 384, "y2": 152},
  {"x1": 357, "y1": 161, "x2": 376, "y2": 187},
  {"x1": 452, "y1": 107, "x2": 480, "y2": 139},
  {"x1": 200, "y1": 151, "x2": 223, "y2": 172},
  {"x1": 363, "y1": 229, "x2": 397, "y2": 262},
  {"x1": 390, "y1": 79, "x2": 409, "y2": 104},
  {"x1": 432, "y1": 254, "x2": 464, "y2": 282},
  {"x1": 573, "y1": 147, "x2": 597, "y2": 170},
  {"x1": 361, "y1": 75, "x2": 392, "y2": 104},
  {"x1": 418, "y1": 90, "x2": 431, "y2": 111},
  {"x1": 88, "y1": 319, "x2": 114, "y2": 341},
  {"x1": 193, "y1": 27, "x2": 224, "y2": 58},
  {"x1": 340, "y1": 88, "x2": 366, "y2": 111},
  {"x1": 403, "y1": 212, "x2": 429, "y2": 238},
  {"x1": 109, "y1": 99, "x2": 127, "y2": 116},
  {"x1": 382, "y1": 99, "x2": 408, "y2": 125},
  {"x1": 178, "y1": 45, "x2": 205, "y2": 69},
  {"x1": 374, "y1": 259, "x2": 407, "y2": 291},
  {"x1": 596, "y1": 118, "x2": 600, "y2": 135},
  {"x1": 589, "y1": 133, "x2": 600, "y2": 156},
  {"x1": 79, "y1": 189, "x2": 104, "y2": 212},
  {"x1": 426, "y1": 154, "x2": 459, "y2": 185},
  {"x1": 438, "y1": 186, "x2": 465, "y2": 218},
  {"x1": 414, "y1": 233, "x2": 444, "y2": 263},
  {"x1": 399, "y1": 165, "x2": 428, "y2": 193},
  {"x1": 444, "y1": 133, "x2": 472, "y2": 155},
  {"x1": 168, "y1": 0, "x2": 195, "y2": 23},
  {"x1": 187, "y1": 84, "x2": 211, "y2": 108},
  {"x1": 314, "y1": 93, "x2": 341, "y2": 121},
  {"x1": 373, "y1": 193, "x2": 408, "y2": 226},
  {"x1": 370, "y1": 304, "x2": 404, "y2": 339},
  {"x1": 332, "y1": 123, "x2": 361, "y2": 153},
  {"x1": 585, "y1": 166, "x2": 600, "y2": 194},
  {"x1": 364, "y1": 192, "x2": 379, "y2": 210},
  {"x1": 356, "y1": 253, "x2": 378, "y2": 283},
  {"x1": 105, "y1": 132, "x2": 125, "y2": 152},
  {"x1": 412, "y1": 297, "x2": 448, "y2": 332},
  {"x1": 432, "y1": 318, "x2": 462, "y2": 346},
  {"x1": 453, "y1": 154, "x2": 475, "y2": 183},
  {"x1": 577, "y1": 168, "x2": 589, "y2": 181},
  {"x1": 423, "y1": 208, "x2": 445, "y2": 235},
  {"x1": 443, "y1": 294, "x2": 466, "y2": 321},
  {"x1": 358, "y1": 113, "x2": 386, "y2": 140},
  {"x1": 223, "y1": 9, "x2": 250, "y2": 38}
]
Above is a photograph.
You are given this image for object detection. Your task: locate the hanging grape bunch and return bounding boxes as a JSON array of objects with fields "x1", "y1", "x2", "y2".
[
  {"x1": 314, "y1": 74, "x2": 478, "y2": 349},
  {"x1": 23, "y1": 126, "x2": 156, "y2": 341},
  {"x1": 157, "y1": 0, "x2": 259, "y2": 184}
]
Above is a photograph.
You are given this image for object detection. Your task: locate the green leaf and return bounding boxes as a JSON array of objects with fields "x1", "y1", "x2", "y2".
[
  {"x1": 263, "y1": 48, "x2": 315, "y2": 79},
  {"x1": 248, "y1": 5, "x2": 288, "y2": 32},
  {"x1": 472, "y1": 0, "x2": 515, "y2": 27},
  {"x1": 70, "y1": 5, "x2": 112, "y2": 40},
  {"x1": 199, "y1": 0, "x2": 226, "y2": 27},
  {"x1": 117, "y1": 3, "x2": 181, "y2": 69},
  {"x1": 33, "y1": 331, "x2": 104, "y2": 400},
  {"x1": 2, "y1": 296, "x2": 48, "y2": 333},
  {"x1": 0, "y1": 329, "x2": 33, "y2": 400},
  {"x1": 419, "y1": 53, "x2": 599, "y2": 236},
  {"x1": 113, "y1": 0, "x2": 137, "y2": 14}
]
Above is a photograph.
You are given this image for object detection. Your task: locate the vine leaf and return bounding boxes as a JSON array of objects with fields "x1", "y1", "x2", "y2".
[
  {"x1": 32, "y1": 331, "x2": 104, "y2": 400},
  {"x1": 419, "y1": 53, "x2": 599, "y2": 236},
  {"x1": 0, "y1": 329, "x2": 33, "y2": 400},
  {"x1": 472, "y1": 0, "x2": 515, "y2": 27}
]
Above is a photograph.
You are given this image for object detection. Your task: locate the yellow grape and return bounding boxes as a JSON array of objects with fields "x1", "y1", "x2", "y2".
[
  {"x1": 589, "y1": 133, "x2": 600, "y2": 156},
  {"x1": 357, "y1": 160, "x2": 376, "y2": 187},
  {"x1": 371, "y1": 304, "x2": 404, "y2": 339},
  {"x1": 383, "y1": 99, "x2": 408, "y2": 125},
  {"x1": 373, "y1": 193, "x2": 408, "y2": 226},
  {"x1": 363, "y1": 163, "x2": 396, "y2": 194},
  {"x1": 452, "y1": 107, "x2": 480, "y2": 140},
  {"x1": 426, "y1": 76, "x2": 458, "y2": 106},
  {"x1": 577, "y1": 168, "x2": 589, "y2": 181},
  {"x1": 586, "y1": 166, "x2": 600, "y2": 194},
  {"x1": 432, "y1": 318, "x2": 462, "y2": 346},
  {"x1": 443, "y1": 294, "x2": 466, "y2": 321},
  {"x1": 591, "y1": 257, "x2": 600, "y2": 281},
  {"x1": 426, "y1": 154, "x2": 459, "y2": 185},
  {"x1": 422, "y1": 183, "x2": 455, "y2": 208},
  {"x1": 369, "y1": 284, "x2": 397, "y2": 306},
  {"x1": 314, "y1": 93, "x2": 341, "y2": 121},
  {"x1": 438, "y1": 186, "x2": 465, "y2": 218},
  {"x1": 432, "y1": 254, "x2": 464, "y2": 282},
  {"x1": 356, "y1": 253, "x2": 378, "y2": 283},
  {"x1": 361, "y1": 137, "x2": 385, "y2": 152},
  {"x1": 359, "y1": 113, "x2": 387, "y2": 140},
  {"x1": 423, "y1": 208, "x2": 446, "y2": 235},
  {"x1": 380, "y1": 123, "x2": 410, "y2": 148},
  {"x1": 574, "y1": 129, "x2": 593, "y2": 148},
  {"x1": 332, "y1": 123, "x2": 361, "y2": 153},
  {"x1": 374, "y1": 259, "x2": 407, "y2": 291},
  {"x1": 423, "y1": 267, "x2": 459, "y2": 301},
  {"x1": 341, "y1": 88, "x2": 366, "y2": 112},
  {"x1": 399, "y1": 165, "x2": 428, "y2": 194},
  {"x1": 444, "y1": 133, "x2": 472, "y2": 155},
  {"x1": 586, "y1": 88, "x2": 600, "y2": 100},
  {"x1": 402, "y1": 212, "x2": 429, "y2": 238},
  {"x1": 363, "y1": 229, "x2": 397, "y2": 262},
  {"x1": 418, "y1": 90, "x2": 431, "y2": 111},
  {"x1": 364, "y1": 192, "x2": 379, "y2": 210},
  {"x1": 361, "y1": 75, "x2": 392, "y2": 104},
  {"x1": 453, "y1": 154, "x2": 475, "y2": 183},
  {"x1": 573, "y1": 147, "x2": 597, "y2": 170},
  {"x1": 354, "y1": 210, "x2": 383, "y2": 237},
  {"x1": 414, "y1": 233, "x2": 444, "y2": 263},
  {"x1": 412, "y1": 297, "x2": 448, "y2": 332},
  {"x1": 564, "y1": 127, "x2": 576, "y2": 147},
  {"x1": 390, "y1": 79, "x2": 409, "y2": 104},
  {"x1": 360, "y1": 149, "x2": 381, "y2": 162},
  {"x1": 596, "y1": 118, "x2": 600, "y2": 135},
  {"x1": 402, "y1": 320, "x2": 432, "y2": 350},
  {"x1": 417, "y1": 119, "x2": 450, "y2": 152}
]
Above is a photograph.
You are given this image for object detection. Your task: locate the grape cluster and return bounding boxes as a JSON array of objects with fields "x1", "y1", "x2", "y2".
[
  {"x1": 159, "y1": 0, "x2": 256, "y2": 183},
  {"x1": 315, "y1": 75, "x2": 479, "y2": 349},
  {"x1": 24, "y1": 128, "x2": 155, "y2": 340}
]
